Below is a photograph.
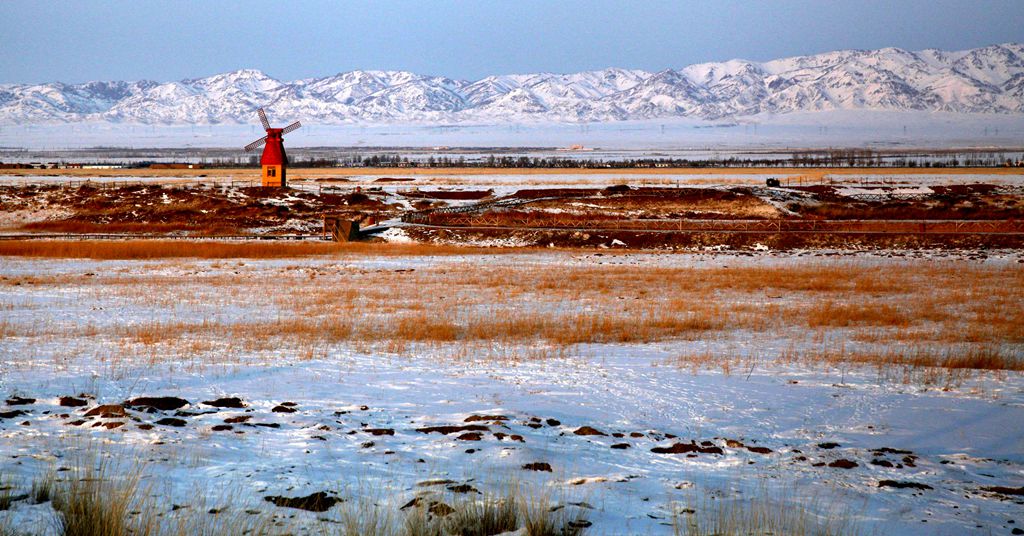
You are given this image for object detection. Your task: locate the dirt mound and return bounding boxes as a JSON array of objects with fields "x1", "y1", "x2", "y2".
[
  {"x1": 264, "y1": 491, "x2": 341, "y2": 512},
  {"x1": 0, "y1": 184, "x2": 402, "y2": 235}
]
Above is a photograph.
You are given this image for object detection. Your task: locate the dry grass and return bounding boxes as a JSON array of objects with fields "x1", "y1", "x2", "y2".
[
  {"x1": 20, "y1": 221, "x2": 219, "y2": 234},
  {"x1": 806, "y1": 301, "x2": 910, "y2": 328},
  {"x1": 336, "y1": 484, "x2": 587, "y2": 536},
  {"x1": 674, "y1": 487, "x2": 860, "y2": 536},
  {"x1": 2, "y1": 254, "x2": 1021, "y2": 376},
  {"x1": 0, "y1": 240, "x2": 498, "y2": 259},
  {"x1": 51, "y1": 460, "x2": 152, "y2": 536}
]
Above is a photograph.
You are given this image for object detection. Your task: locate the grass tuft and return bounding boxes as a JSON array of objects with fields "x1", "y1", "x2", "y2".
[
  {"x1": 51, "y1": 460, "x2": 150, "y2": 536},
  {"x1": 675, "y1": 490, "x2": 859, "y2": 536}
]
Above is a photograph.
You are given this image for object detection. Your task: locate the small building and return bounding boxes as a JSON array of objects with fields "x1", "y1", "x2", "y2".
[{"x1": 323, "y1": 216, "x2": 360, "y2": 242}]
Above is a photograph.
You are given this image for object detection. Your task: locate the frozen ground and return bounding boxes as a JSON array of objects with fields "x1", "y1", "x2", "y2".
[{"x1": 0, "y1": 252, "x2": 1022, "y2": 535}]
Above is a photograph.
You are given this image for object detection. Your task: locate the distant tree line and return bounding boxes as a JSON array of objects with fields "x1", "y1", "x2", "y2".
[
  {"x1": 344, "y1": 153, "x2": 1023, "y2": 169},
  {"x1": 42, "y1": 150, "x2": 1024, "y2": 170}
]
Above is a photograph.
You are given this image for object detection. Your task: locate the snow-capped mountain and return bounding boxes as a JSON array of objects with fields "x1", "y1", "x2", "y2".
[{"x1": 2, "y1": 43, "x2": 1023, "y2": 125}]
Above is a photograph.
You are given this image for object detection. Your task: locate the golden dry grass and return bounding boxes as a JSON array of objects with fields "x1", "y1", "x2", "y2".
[
  {"x1": 2, "y1": 254, "x2": 1021, "y2": 376},
  {"x1": 0, "y1": 240, "x2": 501, "y2": 259}
]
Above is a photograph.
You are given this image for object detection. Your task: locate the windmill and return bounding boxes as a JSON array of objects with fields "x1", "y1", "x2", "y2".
[{"x1": 244, "y1": 108, "x2": 301, "y2": 187}]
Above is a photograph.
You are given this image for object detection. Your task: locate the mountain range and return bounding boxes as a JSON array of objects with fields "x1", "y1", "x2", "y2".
[{"x1": 2, "y1": 43, "x2": 1023, "y2": 125}]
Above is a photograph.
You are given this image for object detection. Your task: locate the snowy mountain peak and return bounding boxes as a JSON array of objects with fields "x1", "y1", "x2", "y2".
[{"x1": 1, "y1": 43, "x2": 1022, "y2": 125}]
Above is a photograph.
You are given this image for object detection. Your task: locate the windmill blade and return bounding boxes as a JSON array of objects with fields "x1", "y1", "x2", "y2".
[
  {"x1": 257, "y1": 108, "x2": 270, "y2": 130},
  {"x1": 244, "y1": 136, "x2": 268, "y2": 152},
  {"x1": 281, "y1": 121, "x2": 302, "y2": 135}
]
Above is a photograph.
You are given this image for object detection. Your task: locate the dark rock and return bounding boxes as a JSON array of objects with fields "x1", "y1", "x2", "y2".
[
  {"x1": 879, "y1": 480, "x2": 933, "y2": 490},
  {"x1": 416, "y1": 479, "x2": 456, "y2": 487},
  {"x1": 429, "y1": 502, "x2": 455, "y2": 517},
  {"x1": 137, "y1": 424, "x2": 154, "y2": 430},
  {"x1": 447, "y1": 484, "x2": 479, "y2": 494},
  {"x1": 202, "y1": 397, "x2": 246, "y2": 409},
  {"x1": 828, "y1": 459, "x2": 858, "y2": 469},
  {"x1": 175, "y1": 410, "x2": 216, "y2": 417},
  {"x1": 0, "y1": 410, "x2": 27, "y2": 419},
  {"x1": 523, "y1": 462, "x2": 553, "y2": 472},
  {"x1": 365, "y1": 428, "x2": 394, "y2": 436},
  {"x1": 574, "y1": 426, "x2": 606, "y2": 436},
  {"x1": 416, "y1": 424, "x2": 488, "y2": 435},
  {"x1": 546, "y1": 419, "x2": 561, "y2": 426},
  {"x1": 101, "y1": 421, "x2": 124, "y2": 430},
  {"x1": 272, "y1": 405, "x2": 296, "y2": 413},
  {"x1": 6, "y1": 397, "x2": 35, "y2": 405},
  {"x1": 456, "y1": 432, "x2": 483, "y2": 441},
  {"x1": 212, "y1": 425, "x2": 233, "y2": 432},
  {"x1": 652, "y1": 443, "x2": 697, "y2": 454},
  {"x1": 464, "y1": 415, "x2": 508, "y2": 422},
  {"x1": 510, "y1": 434, "x2": 524, "y2": 442},
  {"x1": 871, "y1": 459, "x2": 894, "y2": 468},
  {"x1": 652, "y1": 443, "x2": 722, "y2": 455},
  {"x1": 747, "y1": 446, "x2": 773, "y2": 454},
  {"x1": 125, "y1": 397, "x2": 189, "y2": 411},
  {"x1": 361, "y1": 441, "x2": 375, "y2": 448},
  {"x1": 610, "y1": 443, "x2": 630, "y2": 449},
  {"x1": 264, "y1": 492, "x2": 341, "y2": 512},
  {"x1": 629, "y1": 432, "x2": 644, "y2": 438},
  {"x1": 982, "y1": 486, "x2": 1024, "y2": 496},
  {"x1": 66, "y1": 420, "x2": 86, "y2": 426},
  {"x1": 279, "y1": 402, "x2": 297, "y2": 407},
  {"x1": 818, "y1": 442, "x2": 841, "y2": 449},
  {"x1": 872, "y1": 447, "x2": 912, "y2": 455},
  {"x1": 224, "y1": 415, "x2": 251, "y2": 424},
  {"x1": 59, "y1": 397, "x2": 88, "y2": 407},
  {"x1": 725, "y1": 439, "x2": 745, "y2": 448},
  {"x1": 569, "y1": 520, "x2": 592, "y2": 529},
  {"x1": 84, "y1": 404, "x2": 126, "y2": 418},
  {"x1": 156, "y1": 418, "x2": 187, "y2": 427}
]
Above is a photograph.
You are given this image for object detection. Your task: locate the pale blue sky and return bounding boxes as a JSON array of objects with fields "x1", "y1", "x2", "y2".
[{"x1": 3, "y1": 0, "x2": 1023, "y2": 84}]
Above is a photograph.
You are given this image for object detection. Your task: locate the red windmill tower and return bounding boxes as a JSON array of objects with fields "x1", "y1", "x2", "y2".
[{"x1": 244, "y1": 108, "x2": 301, "y2": 187}]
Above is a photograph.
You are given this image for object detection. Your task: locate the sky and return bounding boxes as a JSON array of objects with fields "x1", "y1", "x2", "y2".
[{"x1": 3, "y1": 0, "x2": 1024, "y2": 84}]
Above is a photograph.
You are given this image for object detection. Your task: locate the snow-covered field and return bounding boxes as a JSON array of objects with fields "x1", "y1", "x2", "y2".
[{"x1": 0, "y1": 252, "x2": 1022, "y2": 535}]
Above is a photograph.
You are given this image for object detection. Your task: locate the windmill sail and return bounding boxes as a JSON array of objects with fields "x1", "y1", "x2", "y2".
[
  {"x1": 244, "y1": 136, "x2": 268, "y2": 152},
  {"x1": 258, "y1": 108, "x2": 270, "y2": 131}
]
